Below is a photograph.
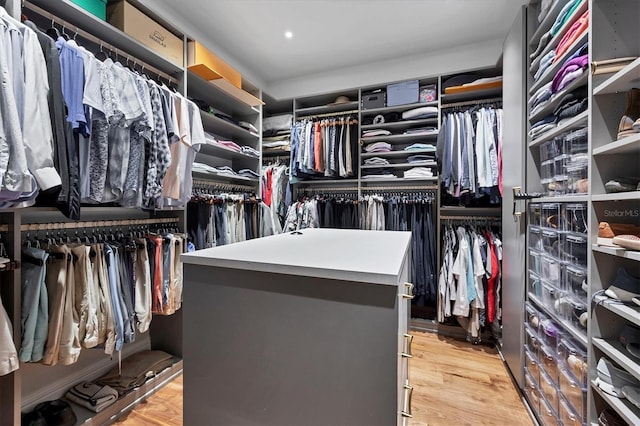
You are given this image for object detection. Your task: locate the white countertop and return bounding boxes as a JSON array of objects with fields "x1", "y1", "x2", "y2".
[{"x1": 182, "y1": 228, "x2": 412, "y2": 286}]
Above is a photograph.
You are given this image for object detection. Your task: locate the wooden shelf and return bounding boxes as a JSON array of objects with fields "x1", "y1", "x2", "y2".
[
  {"x1": 440, "y1": 86, "x2": 502, "y2": 104},
  {"x1": 188, "y1": 71, "x2": 259, "y2": 117},
  {"x1": 200, "y1": 111, "x2": 259, "y2": 145},
  {"x1": 26, "y1": 0, "x2": 183, "y2": 77},
  {"x1": 361, "y1": 101, "x2": 438, "y2": 115},
  {"x1": 360, "y1": 118, "x2": 438, "y2": 131},
  {"x1": 594, "y1": 295, "x2": 640, "y2": 327},
  {"x1": 594, "y1": 57, "x2": 640, "y2": 95},
  {"x1": 529, "y1": 294, "x2": 588, "y2": 347},
  {"x1": 360, "y1": 149, "x2": 436, "y2": 158},
  {"x1": 529, "y1": 73, "x2": 588, "y2": 124},
  {"x1": 361, "y1": 133, "x2": 439, "y2": 144},
  {"x1": 295, "y1": 101, "x2": 359, "y2": 117},
  {"x1": 528, "y1": 111, "x2": 588, "y2": 147},
  {"x1": 592, "y1": 338, "x2": 640, "y2": 382},
  {"x1": 593, "y1": 134, "x2": 640, "y2": 156},
  {"x1": 529, "y1": 29, "x2": 588, "y2": 95},
  {"x1": 592, "y1": 380, "x2": 640, "y2": 425},
  {"x1": 591, "y1": 191, "x2": 640, "y2": 201},
  {"x1": 592, "y1": 245, "x2": 640, "y2": 262}
]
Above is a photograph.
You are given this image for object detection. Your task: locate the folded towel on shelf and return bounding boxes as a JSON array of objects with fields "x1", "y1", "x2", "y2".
[
  {"x1": 402, "y1": 106, "x2": 438, "y2": 120},
  {"x1": 403, "y1": 127, "x2": 438, "y2": 135},
  {"x1": 364, "y1": 142, "x2": 392, "y2": 153}
]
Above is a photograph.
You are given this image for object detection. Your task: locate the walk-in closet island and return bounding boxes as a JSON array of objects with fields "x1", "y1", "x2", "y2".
[{"x1": 181, "y1": 228, "x2": 414, "y2": 425}]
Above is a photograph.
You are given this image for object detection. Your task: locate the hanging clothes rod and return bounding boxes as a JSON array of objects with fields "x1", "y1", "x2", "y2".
[
  {"x1": 361, "y1": 185, "x2": 438, "y2": 192},
  {"x1": 23, "y1": 1, "x2": 179, "y2": 85},
  {"x1": 440, "y1": 97, "x2": 503, "y2": 109},
  {"x1": 296, "y1": 109, "x2": 360, "y2": 120},
  {"x1": 20, "y1": 217, "x2": 179, "y2": 232},
  {"x1": 440, "y1": 215, "x2": 502, "y2": 221}
]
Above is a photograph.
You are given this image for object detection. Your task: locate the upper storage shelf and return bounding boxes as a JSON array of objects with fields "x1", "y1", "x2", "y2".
[
  {"x1": 593, "y1": 57, "x2": 640, "y2": 95},
  {"x1": 188, "y1": 71, "x2": 260, "y2": 117},
  {"x1": 26, "y1": 0, "x2": 184, "y2": 77}
]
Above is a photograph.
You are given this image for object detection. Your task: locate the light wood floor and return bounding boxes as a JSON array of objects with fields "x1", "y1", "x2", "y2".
[{"x1": 115, "y1": 331, "x2": 532, "y2": 426}]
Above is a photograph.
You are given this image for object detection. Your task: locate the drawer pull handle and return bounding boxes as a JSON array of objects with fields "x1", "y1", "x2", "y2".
[
  {"x1": 401, "y1": 383, "x2": 413, "y2": 418},
  {"x1": 401, "y1": 333, "x2": 413, "y2": 358},
  {"x1": 402, "y1": 282, "x2": 414, "y2": 299}
]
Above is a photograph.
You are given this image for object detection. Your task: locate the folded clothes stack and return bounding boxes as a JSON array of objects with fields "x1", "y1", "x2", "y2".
[
  {"x1": 362, "y1": 129, "x2": 392, "y2": 138},
  {"x1": 403, "y1": 127, "x2": 438, "y2": 135},
  {"x1": 262, "y1": 113, "x2": 293, "y2": 152},
  {"x1": 404, "y1": 143, "x2": 435, "y2": 151},
  {"x1": 529, "y1": 115, "x2": 556, "y2": 138},
  {"x1": 238, "y1": 169, "x2": 260, "y2": 179},
  {"x1": 363, "y1": 157, "x2": 390, "y2": 166},
  {"x1": 217, "y1": 140, "x2": 242, "y2": 152},
  {"x1": 404, "y1": 167, "x2": 433, "y2": 179},
  {"x1": 241, "y1": 146, "x2": 260, "y2": 158},
  {"x1": 407, "y1": 155, "x2": 435, "y2": 164},
  {"x1": 401, "y1": 106, "x2": 438, "y2": 120},
  {"x1": 364, "y1": 142, "x2": 392, "y2": 153}
]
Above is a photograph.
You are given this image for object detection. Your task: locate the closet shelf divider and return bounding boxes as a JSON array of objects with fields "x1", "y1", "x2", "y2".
[
  {"x1": 591, "y1": 192, "x2": 640, "y2": 202},
  {"x1": 593, "y1": 295, "x2": 640, "y2": 326},
  {"x1": 592, "y1": 338, "x2": 640, "y2": 382},
  {"x1": 592, "y1": 133, "x2": 640, "y2": 156},
  {"x1": 591, "y1": 245, "x2": 640, "y2": 262}
]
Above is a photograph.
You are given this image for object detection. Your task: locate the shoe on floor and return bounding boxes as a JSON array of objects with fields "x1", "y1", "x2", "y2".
[
  {"x1": 613, "y1": 234, "x2": 640, "y2": 251},
  {"x1": 598, "y1": 222, "x2": 640, "y2": 246},
  {"x1": 596, "y1": 358, "x2": 639, "y2": 397},
  {"x1": 622, "y1": 386, "x2": 640, "y2": 409},
  {"x1": 598, "y1": 408, "x2": 627, "y2": 426},
  {"x1": 605, "y1": 267, "x2": 640, "y2": 302},
  {"x1": 604, "y1": 177, "x2": 640, "y2": 193},
  {"x1": 620, "y1": 324, "x2": 640, "y2": 360}
]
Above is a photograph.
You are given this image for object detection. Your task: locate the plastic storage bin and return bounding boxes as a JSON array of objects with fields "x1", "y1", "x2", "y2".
[
  {"x1": 557, "y1": 337, "x2": 588, "y2": 386},
  {"x1": 540, "y1": 318, "x2": 562, "y2": 349},
  {"x1": 559, "y1": 366, "x2": 587, "y2": 419},
  {"x1": 541, "y1": 204, "x2": 561, "y2": 230},
  {"x1": 540, "y1": 140, "x2": 556, "y2": 163},
  {"x1": 541, "y1": 229, "x2": 560, "y2": 256},
  {"x1": 525, "y1": 371, "x2": 540, "y2": 414},
  {"x1": 566, "y1": 298, "x2": 587, "y2": 331},
  {"x1": 529, "y1": 250, "x2": 542, "y2": 276},
  {"x1": 565, "y1": 203, "x2": 587, "y2": 234},
  {"x1": 528, "y1": 271, "x2": 543, "y2": 299},
  {"x1": 566, "y1": 161, "x2": 588, "y2": 194},
  {"x1": 525, "y1": 324, "x2": 541, "y2": 353},
  {"x1": 71, "y1": 0, "x2": 107, "y2": 20},
  {"x1": 541, "y1": 254, "x2": 561, "y2": 283},
  {"x1": 525, "y1": 348, "x2": 540, "y2": 383},
  {"x1": 539, "y1": 343, "x2": 559, "y2": 384},
  {"x1": 563, "y1": 233, "x2": 587, "y2": 269},
  {"x1": 529, "y1": 226, "x2": 543, "y2": 251},
  {"x1": 541, "y1": 281, "x2": 562, "y2": 314},
  {"x1": 541, "y1": 160, "x2": 555, "y2": 184},
  {"x1": 539, "y1": 368, "x2": 559, "y2": 414},
  {"x1": 564, "y1": 265, "x2": 587, "y2": 300},
  {"x1": 538, "y1": 395, "x2": 559, "y2": 426},
  {"x1": 559, "y1": 395, "x2": 585, "y2": 426},
  {"x1": 554, "y1": 156, "x2": 570, "y2": 194},
  {"x1": 526, "y1": 302, "x2": 543, "y2": 332},
  {"x1": 419, "y1": 84, "x2": 437, "y2": 103},
  {"x1": 529, "y1": 203, "x2": 542, "y2": 227}
]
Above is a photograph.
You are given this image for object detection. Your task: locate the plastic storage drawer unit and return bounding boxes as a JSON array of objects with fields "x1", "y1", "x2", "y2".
[
  {"x1": 559, "y1": 395, "x2": 585, "y2": 426},
  {"x1": 528, "y1": 271, "x2": 543, "y2": 299},
  {"x1": 529, "y1": 203, "x2": 542, "y2": 227},
  {"x1": 539, "y1": 368, "x2": 559, "y2": 414},
  {"x1": 525, "y1": 348, "x2": 540, "y2": 383},
  {"x1": 525, "y1": 371, "x2": 540, "y2": 414},
  {"x1": 541, "y1": 204, "x2": 561, "y2": 230},
  {"x1": 529, "y1": 226, "x2": 543, "y2": 251},
  {"x1": 540, "y1": 318, "x2": 562, "y2": 350},
  {"x1": 541, "y1": 281, "x2": 562, "y2": 314},
  {"x1": 557, "y1": 338, "x2": 588, "y2": 386},
  {"x1": 525, "y1": 302, "x2": 543, "y2": 332},
  {"x1": 564, "y1": 203, "x2": 587, "y2": 234},
  {"x1": 541, "y1": 254, "x2": 561, "y2": 283},
  {"x1": 564, "y1": 265, "x2": 587, "y2": 301},
  {"x1": 539, "y1": 343, "x2": 559, "y2": 384},
  {"x1": 563, "y1": 233, "x2": 587, "y2": 269},
  {"x1": 538, "y1": 395, "x2": 559, "y2": 426},
  {"x1": 529, "y1": 250, "x2": 543, "y2": 276},
  {"x1": 541, "y1": 229, "x2": 560, "y2": 257},
  {"x1": 525, "y1": 324, "x2": 541, "y2": 353},
  {"x1": 559, "y1": 367, "x2": 587, "y2": 419}
]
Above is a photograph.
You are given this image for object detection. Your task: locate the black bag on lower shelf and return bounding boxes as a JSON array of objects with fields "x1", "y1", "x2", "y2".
[
  {"x1": 95, "y1": 350, "x2": 174, "y2": 395},
  {"x1": 22, "y1": 399, "x2": 77, "y2": 426}
]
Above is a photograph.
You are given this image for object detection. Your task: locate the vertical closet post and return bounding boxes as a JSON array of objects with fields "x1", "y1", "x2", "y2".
[{"x1": 0, "y1": 211, "x2": 21, "y2": 425}]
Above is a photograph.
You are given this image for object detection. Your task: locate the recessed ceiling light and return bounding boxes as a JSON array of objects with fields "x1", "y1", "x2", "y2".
[{"x1": 285, "y1": 31, "x2": 293, "y2": 39}]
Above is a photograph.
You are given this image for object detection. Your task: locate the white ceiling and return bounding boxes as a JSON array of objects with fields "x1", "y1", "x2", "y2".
[{"x1": 141, "y1": 0, "x2": 526, "y2": 97}]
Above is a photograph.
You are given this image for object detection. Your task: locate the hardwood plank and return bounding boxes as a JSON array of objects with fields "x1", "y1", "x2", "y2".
[{"x1": 113, "y1": 332, "x2": 532, "y2": 426}]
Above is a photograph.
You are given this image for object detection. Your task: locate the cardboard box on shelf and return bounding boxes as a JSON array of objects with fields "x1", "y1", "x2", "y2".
[
  {"x1": 107, "y1": 1, "x2": 184, "y2": 67},
  {"x1": 187, "y1": 41, "x2": 242, "y2": 89}
]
